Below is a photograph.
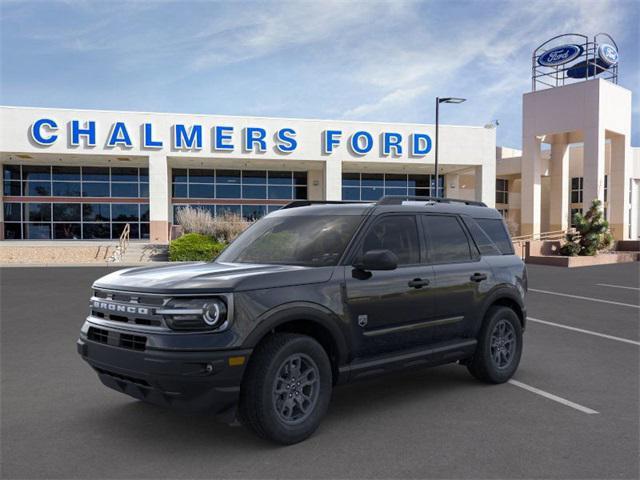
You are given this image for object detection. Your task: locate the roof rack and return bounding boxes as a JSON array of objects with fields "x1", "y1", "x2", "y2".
[
  {"x1": 281, "y1": 200, "x2": 365, "y2": 209},
  {"x1": 376, "y1": 195, "x2": 487, "y2": 207}
]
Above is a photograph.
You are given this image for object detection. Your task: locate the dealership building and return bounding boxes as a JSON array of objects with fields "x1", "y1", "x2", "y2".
[
  {"x1": 0, "y1": 34, "x2": 638, "y2": 246},
  {"x1": 0, "y1": 107, "x2": 496, "y2": 243}
]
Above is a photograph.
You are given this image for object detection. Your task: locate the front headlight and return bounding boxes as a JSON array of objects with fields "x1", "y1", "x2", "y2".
[{"x1": 158, "y1": 297, "x2": 228, "y2": 331}]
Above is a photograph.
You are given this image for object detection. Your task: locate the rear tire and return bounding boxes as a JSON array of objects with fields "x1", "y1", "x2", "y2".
[
  {"x1": 467, "y1": 306, "x2": 522, "y2": 384},
  {"x1": 239, "y1": 333, "x2": 332, "y2": 444}
]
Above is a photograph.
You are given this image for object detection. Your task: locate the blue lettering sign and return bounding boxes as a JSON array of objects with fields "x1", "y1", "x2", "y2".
[
  {"x1": 143, "y1": 123, "x2": 163, "y2": 148},
  {"x1": 383, "y1": 132, "x2": 403, "y2": 156},
  {"x1": 173, "y1": 124, "x2": 202, "y2": 150},
  {"x1": 214, "y1": 126, "x2": 234, "y2": 151},
  {"x1": 71, "y1": 120, "x2": 96, "y2": 147},
  {"x1": 107, "y1": 122, "x2": 132, "y2": 148},
  {"x1": 244, "y1": 127, "x2": 267, "y2": 152},
  {"x1": 323, "y1": 130, "x2": 342, "y2": 154},
  {"x1": 411, "y1": 133, "x2": 432, "y2": 156},
  {"x1": 350, "y1": 131, "x2": 373, "y2": 155},
  {"x1": 275, "y1": 128, "x2": 297, "y2": 153},
  {"x1": 30, "y1": 118, "x2": 58, "y2": 145}
]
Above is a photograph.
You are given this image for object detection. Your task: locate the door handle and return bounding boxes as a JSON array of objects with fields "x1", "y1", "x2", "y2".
[
  {"x1": 408, "y1": 278, "x2": 430, "y2": 289},
  {"x1": 470, "y1": 272, "x2": 488, "y2": 282}
]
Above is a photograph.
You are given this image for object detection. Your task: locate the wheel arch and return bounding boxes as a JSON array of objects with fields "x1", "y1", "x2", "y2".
[
  {"x1": 243, "y1": 303, "x2": 350, "y2": 382},
  {"x1": 480, "y1": 288, "x2": 526, "y2": 330}
]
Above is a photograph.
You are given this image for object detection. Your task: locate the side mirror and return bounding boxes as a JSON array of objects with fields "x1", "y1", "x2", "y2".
[{"x1": 354, "y1": 249, "x2": 398, "y2": 271}]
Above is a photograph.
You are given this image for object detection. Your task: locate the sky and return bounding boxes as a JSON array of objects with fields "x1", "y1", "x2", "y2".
[{"x1": 1, "y1": 0, "x2": 638, "y2": 148}]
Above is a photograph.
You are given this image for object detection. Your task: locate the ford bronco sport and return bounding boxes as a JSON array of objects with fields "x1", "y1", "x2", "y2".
[{"x1": 78, "y1": 196, "x2": 527, "y2": 444}]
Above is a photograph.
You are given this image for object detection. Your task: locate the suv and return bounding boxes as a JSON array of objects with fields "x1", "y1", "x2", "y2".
[{"x1": 78, "y1": 196, "x2": 526, "y2": 444}]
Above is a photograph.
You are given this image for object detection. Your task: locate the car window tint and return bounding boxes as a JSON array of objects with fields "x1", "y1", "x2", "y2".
[
  {"x1": 464, "y1": 217, "x2": 502, "y2": 256},
  {"x1": 361, "y1": 216, "x2": 419, "y2": 265},
  {"x1": 475, "y1": 218, "x2": 514, "y2": 254},
  {"x1": 423, "y1": 215, "x2": 471, "y2": 263}
]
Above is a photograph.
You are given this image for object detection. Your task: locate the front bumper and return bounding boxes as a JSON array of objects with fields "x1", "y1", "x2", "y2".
[{"x1": 77, "y1": 331, "x2": 251, "y2": 415}]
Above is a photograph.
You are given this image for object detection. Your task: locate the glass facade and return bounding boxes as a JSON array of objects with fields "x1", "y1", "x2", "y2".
[
  {"x1": 171, "y1": 168, "x2": 308, "y2": 221},
  {"x1": 3, "y1": 164, "x2": 149, "y2": 239},
  {"x1": 342, "y1": 173, "x2": 444, "y2": 201}
]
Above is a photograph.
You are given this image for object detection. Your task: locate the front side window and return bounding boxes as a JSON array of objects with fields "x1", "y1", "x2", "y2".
[
  {"x1": 359, "y1": 215, "x2": 420, "y2": 265},
  {"x1": 423, "y1": 215, "x2": 472, "y2": 263},
  {"x1": 218, "y1": 215, "x2": 362, "y2": 267}
]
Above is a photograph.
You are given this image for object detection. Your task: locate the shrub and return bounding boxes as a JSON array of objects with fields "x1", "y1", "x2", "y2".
[
  {"x1": 169, "y1": 233, "x2": 226, "y2": 262},
  {"x1": 176, "y1": 207, "x2": 252, "y2": 243},
  {"x1": 560, "y1": 199, "x2": 613, "y2": 256}
]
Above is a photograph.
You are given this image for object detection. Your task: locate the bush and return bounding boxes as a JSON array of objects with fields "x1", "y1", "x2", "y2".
[
  {"x1": 560, "y1": 199, "x2": 613, "y2": 256},
  {"x1": 176, "y1": 207, "x2": 252, "y2": 243},
  {"x1": 169, "y1": 233, "x2": 226, "y2": 262}
]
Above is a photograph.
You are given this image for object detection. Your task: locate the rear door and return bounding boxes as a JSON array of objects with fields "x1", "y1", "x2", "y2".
[
  {"x1": 343, "y1": 214, "x2": 436, "y2": 357},
  {"x1": 421, "y1": 214, "x2": 493, "y2": 341}
]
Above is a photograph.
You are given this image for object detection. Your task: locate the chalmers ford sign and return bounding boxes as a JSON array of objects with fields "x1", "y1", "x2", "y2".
[{"x1": 29, "y1": 118, "x2": 434, "y2": 157}]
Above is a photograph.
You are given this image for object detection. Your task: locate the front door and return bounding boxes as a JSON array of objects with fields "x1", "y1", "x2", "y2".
[{"x1": 344, "y1": 214, "x2": 436, "y2": 357}]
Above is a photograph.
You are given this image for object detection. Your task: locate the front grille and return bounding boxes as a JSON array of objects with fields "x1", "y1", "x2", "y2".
[
  {"x1": 90, "y1": 289, "x2": 167, "y2": 329},
  {"x1": 86, "y1": 326, "x2": 147, "y2": 351},
  {"x1": 88, "y1": 327, "x2": 109, "y2": 344}
]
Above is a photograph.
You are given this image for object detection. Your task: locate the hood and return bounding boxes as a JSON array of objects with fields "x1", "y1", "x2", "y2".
[{"x1": 93, "y1": 261, "x2": 335, "y2": 294}]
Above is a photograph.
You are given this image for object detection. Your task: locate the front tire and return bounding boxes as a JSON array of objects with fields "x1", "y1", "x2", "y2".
[
  {"x1": 467, "y1": 306, "x2": 523, "y2": 384},
  {"x1": 239, "y1": 333, "x2": 332, "y2": 444}
]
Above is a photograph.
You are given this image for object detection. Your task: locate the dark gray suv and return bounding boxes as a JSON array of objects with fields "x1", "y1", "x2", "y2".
[{"x1": 78, "y1": 196, "x2": 527, "y2": 444}]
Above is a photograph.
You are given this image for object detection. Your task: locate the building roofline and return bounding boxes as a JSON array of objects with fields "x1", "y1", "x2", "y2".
[{"x1": 0, "y1": 104, "x2": 490, "y2": 130}]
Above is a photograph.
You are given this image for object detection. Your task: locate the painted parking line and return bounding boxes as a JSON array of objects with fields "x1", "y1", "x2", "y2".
[
  {"x1": 508, "y1": 380, "x2": 599, "y2": 415},
  {"x1": 528, "y1": 317, "x2": 640, "y2": 346},
  {"x1": 596, "y1": 283, "x2": 640, "y2": 291},
  {"x1": 529, "y1": 288, "x2": 640, "y2": 309}
]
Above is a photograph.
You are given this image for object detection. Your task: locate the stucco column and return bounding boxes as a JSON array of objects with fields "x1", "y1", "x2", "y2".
[
  {"x1": 609, "y1": 134, "x2": 631, "y2": 240},
  {"x1": 474, "y1": 162, "x2": 495, "y2": 208},
  {"x1": 148, "y1": 153, "x2": 170, "y2": 244},
  {"x1": 521, "y1": 135, "x2": 543, "y2": 236},
  {"x1": 582, "y1": 126, "x2": 605, "y2": 212},
  {"x1": 324, "y1": 159, "x2": 342, "y2": 201},
  {"x1": 549, "y1": 134, "x2": 570, "y2": 232}
]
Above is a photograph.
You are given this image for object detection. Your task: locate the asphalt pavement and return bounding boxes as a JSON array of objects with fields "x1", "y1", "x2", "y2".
[{"x1": 1, "y1": 263, "x2": 638, "y2": 479}]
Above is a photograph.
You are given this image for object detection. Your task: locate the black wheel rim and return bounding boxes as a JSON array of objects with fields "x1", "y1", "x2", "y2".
[
  {"x1": 272, "y1": 353, "x2": 320, "y2": 425},
  {"x1": 490, "y1": 319, "x2": 516, "y2": 369}
]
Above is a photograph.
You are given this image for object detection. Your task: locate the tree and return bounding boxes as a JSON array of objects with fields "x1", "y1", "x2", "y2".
[{"x1": 560, "y1": 199, "x2": 613, "y2": 256}]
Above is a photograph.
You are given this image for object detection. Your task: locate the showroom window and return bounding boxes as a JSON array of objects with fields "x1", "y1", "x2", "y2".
[
  {"x1": 171, "y1": 168, "x2": 307, "y2": 221},
  {"x1": 3, "y1": 164, "x2": 149, "y2": 198},
  {"x1": 3, "y1": 202, "x2": 149, "y2": 240},
  {"x1": 342, "y1": 173, "x2": 444, "y2": 201},
  {"x1": 3, "y1": 164, "x2": 149, "y2": 240}
]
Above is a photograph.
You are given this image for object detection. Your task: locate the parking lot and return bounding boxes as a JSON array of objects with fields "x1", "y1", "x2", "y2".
[{"x1": 1, "y1": 263, "x2": 638, "y2": 479}]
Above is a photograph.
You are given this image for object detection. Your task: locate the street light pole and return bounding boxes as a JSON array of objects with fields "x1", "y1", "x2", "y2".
[{"x1": 434, "y1": 96, "x2": 466, "y2": 198}]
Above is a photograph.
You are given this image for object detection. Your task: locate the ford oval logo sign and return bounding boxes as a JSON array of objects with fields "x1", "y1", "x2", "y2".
[
  {"x1": 598, "y1": 44, "x2": 618, "y2": 66},
  {"x1": 538, "y1": 44, "x2": 583, "y2": 67}
]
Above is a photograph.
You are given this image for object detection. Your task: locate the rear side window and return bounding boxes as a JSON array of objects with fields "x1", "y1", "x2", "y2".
[
  {"x1": 464, "y1": 218, "x2": 502, "y2": 256},
  {"x1": 422, "y1": 215, "x2": 471, "y2": 263},
  {"x1": 475, "y1": 218, "x2": 514, "y2": 255}
]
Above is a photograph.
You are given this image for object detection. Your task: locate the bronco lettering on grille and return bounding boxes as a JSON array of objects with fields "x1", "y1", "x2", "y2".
[{"x1": 92, "y1": 300, "x2": 149, "y2": 315}]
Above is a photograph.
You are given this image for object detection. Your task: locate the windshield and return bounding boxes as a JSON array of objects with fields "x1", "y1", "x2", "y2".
[{"x1": 217, "y1": 215, "x2": 363, "y2": 267}]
